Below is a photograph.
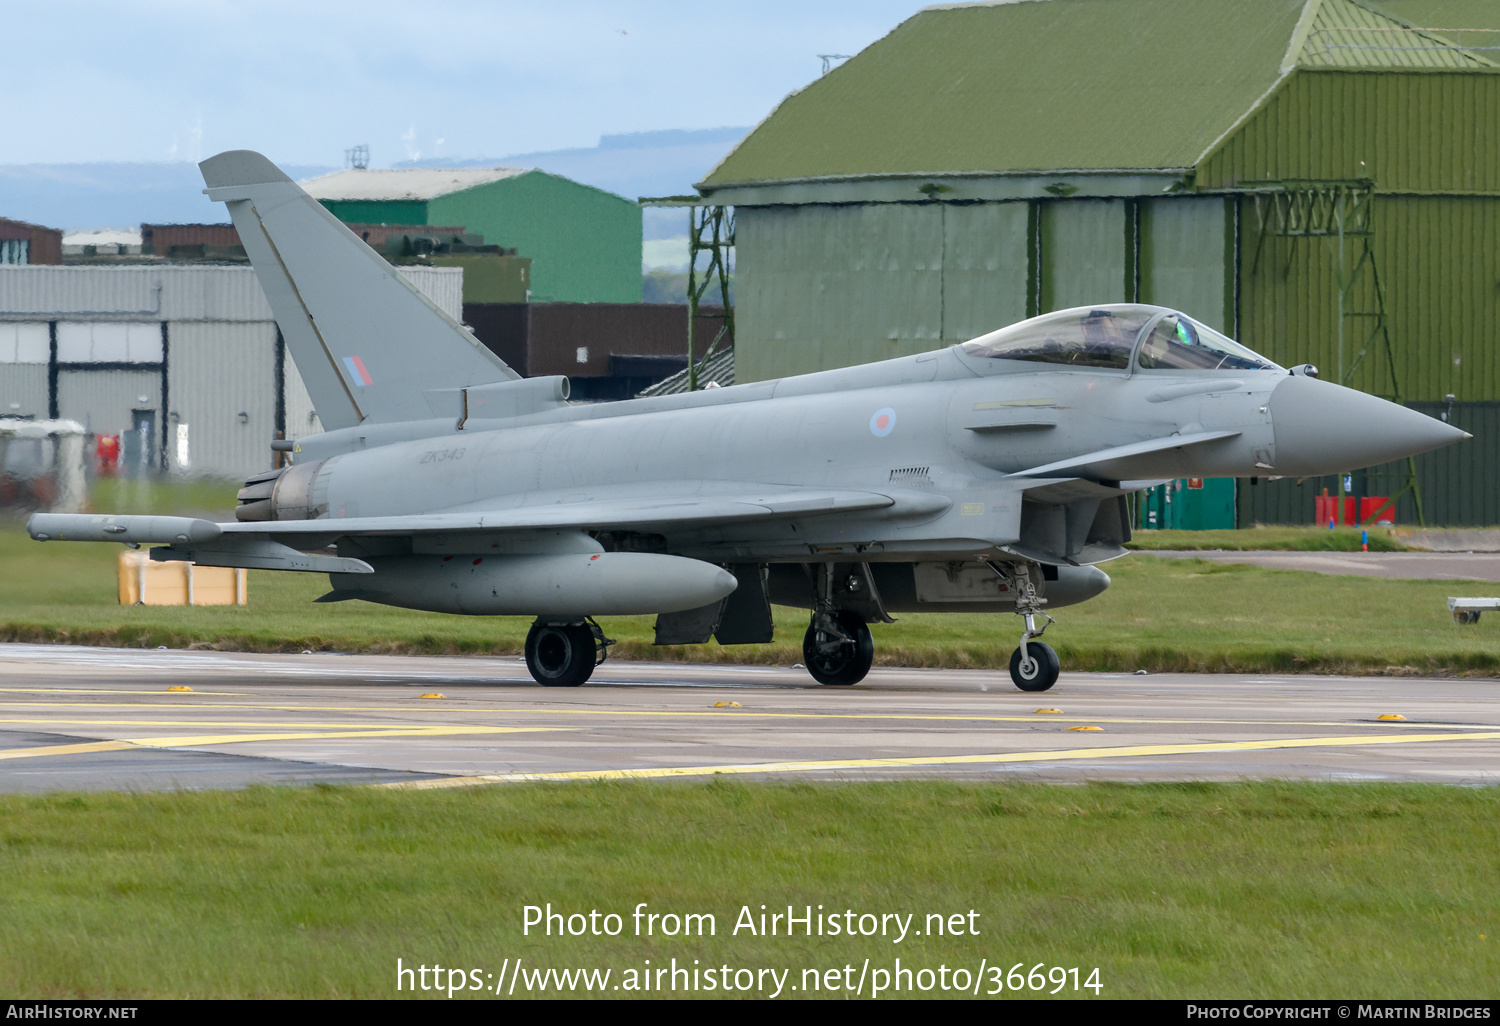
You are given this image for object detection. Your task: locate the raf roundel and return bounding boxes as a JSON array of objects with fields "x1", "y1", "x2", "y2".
[{"x1": 869, "y1": 407, "x2": 897, "y2": 438}]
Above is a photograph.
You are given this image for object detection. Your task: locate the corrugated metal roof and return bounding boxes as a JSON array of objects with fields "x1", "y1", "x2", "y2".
[
  {"x1": 301, "y1": 168, "x2": 528, "y2": 202},
  {"x1": 62, "y1": 229, "x2": 143, "y2": 247},
  {"x1": 0, "y1": 265, "x2": 464, "y2": 322},
  {"x1": 701, "y1": 0, "x2": 1500, "y2": 190},
  {"x1": 1296, "y1": 0, "x2": 1495, "y2": 68},
  {"x1": 1378, "y1": 0, "x2": 1500, "y2": 33},
  {"x1": 702, "y1": 0, "x2": 1307, "y2": 187},
  {"x1": 396, "y1": 266, "x2": 464, "y2": 321},
  {"x1": 636, "y1": 347, "x2": 734, "y2": 396}
]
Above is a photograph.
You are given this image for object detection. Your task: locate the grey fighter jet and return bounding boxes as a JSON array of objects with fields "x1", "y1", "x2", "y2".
[{"x1": 28, "y1": 151, "x2": 1469, "y2": 692}]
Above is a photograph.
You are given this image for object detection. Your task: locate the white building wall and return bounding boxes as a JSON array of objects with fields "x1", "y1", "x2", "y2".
[
  {"x1": 0, "y1": 365, "x2": 49, "y2": 419},
  {"x1": 283, "y1": 358, "x2": 323, "y2": 439},
  {"x1": 0, "y1": 264, "x2": 462, "y2": 479},
  {"x1": 0, "y1": 322, "x2": 51, "y2": 418},
  {"x1": 0, "y1": 265, "x2": 462, "y2": 322},
  {"x1": 167, "y1": 321, "x2": 279, "y2": 477},
  {"x1": 56, "y1": 368, "x2": 160, "y2": 438}
]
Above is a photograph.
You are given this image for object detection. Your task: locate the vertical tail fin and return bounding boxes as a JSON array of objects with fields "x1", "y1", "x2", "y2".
[{"x1": 199, "y1": 150, "x2": 517, "y2": 430}]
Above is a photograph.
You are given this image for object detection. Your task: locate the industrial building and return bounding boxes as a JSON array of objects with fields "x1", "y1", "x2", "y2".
[
  {"x1": 304, "y1": 168, "x2": 642, "y2": 304},
  {"x1": 0, "y1": 264, "x2": 462, "y2": 480},
  {"x1": 129, "y1": 220, "x2": 536, "y2": 305},
  {"x1": 463, "y1": 303, "x2": 730, "y2": 400},
  {"x1": 0, "y1": 218, "x2": 62, "y2": 266},
  {"x1": 698, "y1": 0, "x2": 1500, "y2": 525}
]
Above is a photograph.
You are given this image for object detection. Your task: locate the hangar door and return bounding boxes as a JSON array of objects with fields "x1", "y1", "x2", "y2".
[
  {"x1": 735, "y1": 201, "x2": 1030, "y2": 381},
  {"x1": 54, "y1": 322, "x2": 165, "y2": 473},
  {"x1": 1138, "y1": 197, "x2": 1234, "y2": 334},
  {"x1": 166, "y1": 321, "x2": 277, "y2": 477},
  {"x1": 0, "y1": 323, "x2": 51, "y2": 419},
  {"x1": 1040, "y1": 199, "x2": 1127, "y2": 313}
]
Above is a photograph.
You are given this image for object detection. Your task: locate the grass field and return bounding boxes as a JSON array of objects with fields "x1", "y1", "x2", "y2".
[
  {"x1": 4, "y1": 521, "x2": 1498, "y2": 675},
  {"x1": 0, "y1": 782, "x2": 1494, "y2": 999},
  {"x1": 1126, "y1": 524, "x2": 1409, "y2": 551},
  {"x1": 5, "y1": 486, "x2": 1496, "y2": 1001}
]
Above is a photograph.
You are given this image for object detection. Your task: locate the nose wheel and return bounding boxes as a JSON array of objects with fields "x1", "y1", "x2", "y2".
[{"x1": 1009, "y1": 641, "x2": 1060, "y2": 691}]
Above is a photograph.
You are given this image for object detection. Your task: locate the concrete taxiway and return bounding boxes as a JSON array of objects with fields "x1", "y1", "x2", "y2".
[{"x1": 0, "y1": 644, "x2": 1496, "y2": 792}]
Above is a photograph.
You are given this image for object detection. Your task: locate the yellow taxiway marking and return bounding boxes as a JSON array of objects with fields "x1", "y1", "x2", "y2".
[
  {"x1": 0, "y1": 740, "x2": 138, "y2": 760},
  {"x1": 125, "y1": 726, "x2": 564, "y2": 747},
  {"x1": 0, "y1": 719, "x2": 506, "y2": 729},
  {"x1": 385, "y1": 730, "x2": 1500, "y2": 788},
  {"x1": 0, "y1": 688, "x2": 245, "y2": 696},
  {"x1": 0, "y1": 726, "x2": 566, "y2": 762},
  {"x1": 0, "y1": 701, "x2": 1490, "y2": 732}
]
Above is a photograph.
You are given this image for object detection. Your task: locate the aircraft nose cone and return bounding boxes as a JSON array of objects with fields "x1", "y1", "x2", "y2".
[{"x1": 1269, "y1": 375, "x2": 1469, "y2": 476}]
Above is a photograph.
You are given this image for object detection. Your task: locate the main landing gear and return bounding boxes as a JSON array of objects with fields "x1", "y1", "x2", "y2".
[
  {"x1": 802, "y1": 611, "x2": 874, "y2": 686},
  {"x1": 524, "y1": 618, "x2": 613, "y2": 687},
  {"x1": 984, "y1": 559, "x2": 1061, "y2": 692}
]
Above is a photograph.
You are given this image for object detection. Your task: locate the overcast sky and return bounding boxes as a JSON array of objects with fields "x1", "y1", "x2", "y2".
[{"x1": 5, "y1": 1, "x2": 928, "y2": 167}]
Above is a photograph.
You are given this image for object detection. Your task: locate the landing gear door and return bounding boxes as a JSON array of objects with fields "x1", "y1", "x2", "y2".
[
  {"x1": 715, "y1": 563, "x2": 774, "y2": 645},
  {"x1": 655, "y1": 601, "x2": 725, "y2": 646}
]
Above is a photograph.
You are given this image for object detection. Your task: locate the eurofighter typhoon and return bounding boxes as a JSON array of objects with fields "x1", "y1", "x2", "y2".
[{"x1": 29, "y1": 151, "x2": 1469, "y2": 692}]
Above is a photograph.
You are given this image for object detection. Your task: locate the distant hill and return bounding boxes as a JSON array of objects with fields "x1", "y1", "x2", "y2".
[
  {"x1": 396, "y1": 126, "x2": 750, "y2": 242},
  {"x1": 0, "y1": 162, "x2": 335, "y2": 232},
  {"x1": 0, "y1": 126, "x2": 749, "y2": 247}
]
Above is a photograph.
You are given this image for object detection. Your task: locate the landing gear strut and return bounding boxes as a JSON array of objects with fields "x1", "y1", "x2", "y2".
[
  {"x1": 985, "y1": 560, "x2": 1061, "y2": 692},
  {"x1": 524, "y1": 617, "x2": 613, "y2": 687},
  {"x1": 803, "y1": 611, "x2": 874, "y2": 686}
]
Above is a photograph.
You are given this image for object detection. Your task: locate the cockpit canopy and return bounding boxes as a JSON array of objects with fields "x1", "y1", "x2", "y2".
[{"x1": 960, "y1": 304, "x2": 1280, "y2": 373}]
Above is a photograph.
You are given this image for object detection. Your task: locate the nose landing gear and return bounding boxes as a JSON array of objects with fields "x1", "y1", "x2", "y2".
[{"x1": 984, "y1": 559, "x2": 1061, "y2": 692}]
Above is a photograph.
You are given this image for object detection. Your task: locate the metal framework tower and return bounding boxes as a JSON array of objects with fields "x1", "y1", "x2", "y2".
[
  {"x1": 639, "y1": 197, "x2": 735, "y2": 392},
  {"x1": 1245, "y1": 180, "x2": 1424, "y2": 524}
]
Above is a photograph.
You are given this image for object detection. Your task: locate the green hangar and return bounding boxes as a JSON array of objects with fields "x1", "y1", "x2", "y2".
[
  {"x1": 304, "y1": 168, "x2": 642, "y2": 304},
  {"x1": 698, "y1": 0, "x2": 1500, "y2": 525}
]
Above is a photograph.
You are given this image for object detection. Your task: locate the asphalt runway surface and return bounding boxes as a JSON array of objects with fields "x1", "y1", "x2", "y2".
[
  {"x1": 0, "y1": 644, "x2": 1497, "y2": 792},
  {"x1": 1142, "y1": 549, "x2": 1500, "y2": 581}
]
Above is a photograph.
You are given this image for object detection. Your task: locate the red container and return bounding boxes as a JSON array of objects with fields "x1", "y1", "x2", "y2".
[
  {"x1": 1315, "y1": 495, "x2": 1392, "y2": 526},
  {"x1": 94, "y1": 434, "x2": 120, "y2": 476}
]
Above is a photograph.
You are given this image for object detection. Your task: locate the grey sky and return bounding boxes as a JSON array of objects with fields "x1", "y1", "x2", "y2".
[{"x1": 7, "y1": 1, "x2": 927, "y2": 167}]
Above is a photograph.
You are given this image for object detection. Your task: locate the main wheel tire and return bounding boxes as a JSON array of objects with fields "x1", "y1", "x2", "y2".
[
  {"x1": 802, "y1": 613, "x2": 874, "y2": 686},
  {"x1": 1009, "y1": 642, "x2": 1060, "y2": 692},
  {"x1": 525, "y1": 623, "x2": 596, "y2": 687}
]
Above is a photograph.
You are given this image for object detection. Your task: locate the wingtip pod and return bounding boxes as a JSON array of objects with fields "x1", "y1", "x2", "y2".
[
  {"x1": 28, "y1": 513, "x2": 222, "y2": 545},
  {"x1": 199, "y1": 150, "x2": 293, "y2": 191}
]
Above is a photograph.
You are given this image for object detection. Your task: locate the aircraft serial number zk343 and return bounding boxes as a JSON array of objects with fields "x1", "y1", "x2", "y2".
[{"x1": 28, "y1": 151, "x2": 1469, "y2": 692}]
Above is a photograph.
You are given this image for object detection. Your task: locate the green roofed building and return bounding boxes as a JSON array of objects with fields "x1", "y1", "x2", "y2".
[
  {"x1": 304, "y1": 168, "x2": 642, "y2": 304},
  {"x1": 698, "y1": 0, "x2": 1500, "y2": 525}
]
